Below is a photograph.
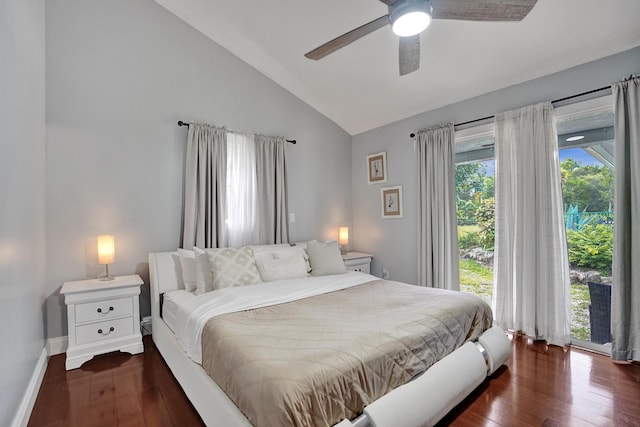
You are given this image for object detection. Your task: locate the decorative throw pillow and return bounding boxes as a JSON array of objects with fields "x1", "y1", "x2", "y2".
[
  {"x1": 177, "y1": 249, "x2": 198, "y2": 293},
  {"x1": 206, "y1": 246, "x2": 263, "y2": 290},
  {"x1": 193, "y1": 247, "x2": 214, "y2": 294},
  {"x1": 256, "y1": 254, "x2": 309, "y2": 282},
  {"x1": 306, "y1": 240, "x2": 347, "y2": 276},
  {"x1": 271, "y1": 246, "x2": 311, "y2": 272}
]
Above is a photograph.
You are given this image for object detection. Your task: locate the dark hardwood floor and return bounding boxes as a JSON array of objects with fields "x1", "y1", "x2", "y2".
[
  {"x1": 28, "y1": 336, "x2": 205, "y2": 427},
  {"x1": 29, "y1": 335, "x2": 640, "y2": 426}
]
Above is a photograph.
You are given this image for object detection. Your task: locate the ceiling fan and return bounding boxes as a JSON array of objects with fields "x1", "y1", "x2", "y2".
[{"x1": 305, "y1": 0, "x2": 537, "y2": 76}]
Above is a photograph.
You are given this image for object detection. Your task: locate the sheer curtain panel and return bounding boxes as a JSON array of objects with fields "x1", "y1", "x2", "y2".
[
  {"x1": 226, "y1": 133, "x2": 259, "y2": 247},
  {"x1": 415, "y1": 123, "x2": 459, "y2": 290},
  {"x1": 493, "y1": 102, "x2": 571, "y2": 347},
  {"x1": 611, "y1": 75, "x2": 640, "y2": 361},
  {"x1": 255, "y1": 135, "x2": 289, "y2": 244}
]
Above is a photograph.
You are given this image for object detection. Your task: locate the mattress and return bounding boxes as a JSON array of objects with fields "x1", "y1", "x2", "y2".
[
  {"x1": 162, "y1": 290, "x2": 195, "y2": 332},
  {"x1": 200, "y1": 278, "x2": 493, "y2": 427}
]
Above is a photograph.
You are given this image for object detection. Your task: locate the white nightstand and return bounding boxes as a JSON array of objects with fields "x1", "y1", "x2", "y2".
[
  {"x1": 61, "y1": 274, "x2": 144, "y2": 370},
  {"x1": 342, "y1": 252, "x2": 373, "y2": 274}
]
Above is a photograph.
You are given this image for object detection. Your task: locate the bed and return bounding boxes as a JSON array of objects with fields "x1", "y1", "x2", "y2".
[{"x1": 149, "y1": 247, "x2": 511, "y2": 427}]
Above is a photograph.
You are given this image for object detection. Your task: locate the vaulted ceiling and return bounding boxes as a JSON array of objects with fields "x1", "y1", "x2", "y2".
[{"x1": 155, "y1": 0, "x2": 640, "y2": 135}]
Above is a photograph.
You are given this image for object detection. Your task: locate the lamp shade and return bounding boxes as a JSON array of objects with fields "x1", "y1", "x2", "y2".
[
  {"x1": 339, "y1": 227, "x2": 349, "y2": 246},
  {"x1": 97, "y1": 235, "x2": 115, "y2": 265}
]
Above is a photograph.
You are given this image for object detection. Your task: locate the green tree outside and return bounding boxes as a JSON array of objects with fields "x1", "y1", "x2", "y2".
[
  {"x1": 560, "y1": 158, "x2": 614, "y2": 212},
  {"x1": 455, "y1": 156, "x2": 614, "y2": 274}
]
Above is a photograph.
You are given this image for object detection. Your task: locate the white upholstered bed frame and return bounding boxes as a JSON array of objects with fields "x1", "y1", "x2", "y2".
[{"x1": 149, "y1": 251, "x2": 511, "y2": 427}]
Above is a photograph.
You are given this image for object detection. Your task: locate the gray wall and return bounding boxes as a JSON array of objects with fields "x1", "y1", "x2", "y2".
[
  {"x1": 45, "y1": 0, "x2": 352, "y2": 339},
  {"x1": 352, "y1": 46, "x2": 640, "y2": 285},
  {"x1": 0, "y1": 0, "x2": 47, "y2": 424}
]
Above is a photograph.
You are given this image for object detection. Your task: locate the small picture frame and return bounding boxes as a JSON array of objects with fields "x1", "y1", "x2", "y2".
[
  {"x1": 381, "y1": 185, "x2": 403, "y2": 219},
  {"x1": 367, "y1": 151, "x2": 387, "y2": 185}
]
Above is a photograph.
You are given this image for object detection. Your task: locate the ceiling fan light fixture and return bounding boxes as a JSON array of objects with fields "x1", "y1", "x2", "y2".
[{"x1": 390, "y1": 0, "x2": 432, "y2": 37}]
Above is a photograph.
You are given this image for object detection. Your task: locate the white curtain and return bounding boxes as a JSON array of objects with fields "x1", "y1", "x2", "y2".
[
  {"x1": 611, "y1": 75, "x2": 640, "y2": 361},
  {"x1": 493, "y1": 102, "x2": 571, "y2": 347},
  {"x1": 255, "y1": 134, "x2": 289, "y2": 244},
  {"x1": 415, "y1": 123, "x2": 460, "y2": 290},
  {"x1": 182, "y1": 123, "x2": 227, "y2": 249},
  {"x1": 226, "y1": 133, "x2": 259, "y2": 247}
]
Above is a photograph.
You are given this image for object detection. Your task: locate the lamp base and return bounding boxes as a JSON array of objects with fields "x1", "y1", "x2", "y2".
[
  {"x1": 341, "y1": 245, "x2": 347, "y2": 255},
  {"x1": 99, "y1": 264, "x2": 114, "y2": 281}
]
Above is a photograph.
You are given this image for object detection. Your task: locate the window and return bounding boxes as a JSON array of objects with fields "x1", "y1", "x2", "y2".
[
  {"x1": 226, "y1": 132, "x2": 259, "y2": 247},
  {"x1": 455, "y1": 124, "x2": 495, "y2": 306},
  {"x1": 454, "y1": 96, "x2": 615, "y2": 353},
  {"x1": 556, "y1": 96, "x2": 614, "y2": 352}
]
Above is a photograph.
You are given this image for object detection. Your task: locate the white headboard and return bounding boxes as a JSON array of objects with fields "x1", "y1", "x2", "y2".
[{"x1": 149, "y1": 251, "x2": 183, "y2": 320}]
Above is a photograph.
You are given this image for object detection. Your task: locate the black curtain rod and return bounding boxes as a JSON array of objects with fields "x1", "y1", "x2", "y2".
[
  {"x1": 409, "y1": 85, "x2": 612, "y2": 138},
  {"x1": 178, "y1": 121, "x2": 296, "y2": 144}
]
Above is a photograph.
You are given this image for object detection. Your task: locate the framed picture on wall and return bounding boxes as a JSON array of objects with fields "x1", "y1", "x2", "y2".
[
  {"x1": 367, "y1": 151, "x2": 387, "y2": 185},
  {"x1": 381, "y1": 185, "x2": 403, "y2": 219}
]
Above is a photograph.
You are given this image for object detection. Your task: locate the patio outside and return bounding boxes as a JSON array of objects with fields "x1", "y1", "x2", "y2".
[{"x1": 456, "y1": 150, "x2": 614, "y2": 343}]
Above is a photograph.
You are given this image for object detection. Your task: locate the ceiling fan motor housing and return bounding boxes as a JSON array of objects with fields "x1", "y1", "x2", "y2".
[{"x1": 389, "y1": 0, "x2": 433, "y2": 26}]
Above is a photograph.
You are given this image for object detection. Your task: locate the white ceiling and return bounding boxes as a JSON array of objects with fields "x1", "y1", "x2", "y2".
[{"x1": 155, "y1": 0, "x2": 640, "y2": 135}]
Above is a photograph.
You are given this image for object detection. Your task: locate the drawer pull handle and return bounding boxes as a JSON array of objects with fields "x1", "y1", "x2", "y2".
[
  {"x1": 97, "y1": 306, "x2": 115, "y2": 314},
  {"x1": 97, "y1": 327, "x2": 115, "y2": 335}
]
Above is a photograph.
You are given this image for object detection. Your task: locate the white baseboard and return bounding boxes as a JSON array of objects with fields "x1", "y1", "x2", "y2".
[
  {"x1": 11, "y1": 348, "x2": 48, "y2": 427},
  {"x1": 46, "y1": 336, "x2": 68, "y2": 356}
]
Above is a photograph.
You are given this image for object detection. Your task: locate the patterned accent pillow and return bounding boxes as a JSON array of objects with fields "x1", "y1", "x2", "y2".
[{"x1": 206, "y1": 246, "x2": 263, "y2": 290}]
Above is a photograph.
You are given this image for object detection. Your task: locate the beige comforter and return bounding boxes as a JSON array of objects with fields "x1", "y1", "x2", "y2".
[{"x1": 201, "y1": 279, "x2": 492, "y2": 427}]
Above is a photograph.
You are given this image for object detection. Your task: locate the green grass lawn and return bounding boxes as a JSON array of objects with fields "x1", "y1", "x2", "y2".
[
  {"x1": 459, "y1": 258, "x2": 592, "y2": 341},
  {"x1": 570, "y1": 283, "x2": 591, "y2": 341},
  {"x1": 459, "y1": 259, "x2": 493, "y2": 305},
  {"x1": 458, "y1": 225, "x2": 479, "y2": 237}
]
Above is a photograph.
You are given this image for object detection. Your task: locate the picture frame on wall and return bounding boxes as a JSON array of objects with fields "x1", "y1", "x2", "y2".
[
  {"x1": 381, "y1": 185, "x2": 403, "y2": 219},
  {"x1": 367, "y1": 151, "x2": 387, "y2": 185}
]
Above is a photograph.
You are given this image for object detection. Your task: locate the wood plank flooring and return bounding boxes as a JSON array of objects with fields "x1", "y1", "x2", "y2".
[{"x1": 28, "y1": 334, "x2": 640, "y2": 426}]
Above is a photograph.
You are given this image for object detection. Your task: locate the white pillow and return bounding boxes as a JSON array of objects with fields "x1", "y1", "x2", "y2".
[
  {"x1": 252, "y1": 246, "x2": 277, "y2": 262},
  {"x1": 177, "y1": 249, "x2": 198, "y2": 293},
  {"x1": 272, "y1": 246, "x2": 311, "y2": 273},
  {"x1": 207, "y1": 246, "x2": 263, "y2": 290},
  {"x1": 193, "y1": 247, "x2": 214, "y2": 294},
  {"x1": 306, "y1": 240, "x2": 347, "y2": 276},
  {"x1": 256, "y1": 254, "x2": 309, "y2": 282},
  {"x1": 271, "y1": 245, "x2": 305, "y2": 257},
  {"x1": 252, "y1": 243, "x2": 291, "y2": 262}
]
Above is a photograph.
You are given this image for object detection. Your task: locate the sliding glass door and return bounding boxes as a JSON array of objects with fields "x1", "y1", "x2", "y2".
[
  {"x1": 455, "y1": 125, "x2": 495, "y2": 306},
  {"x1": 454, "y1": 96, "x2": 614, "y2": 353},
  {"x1": 556, "y1": 97, "x2": 614, "y2": 353}
]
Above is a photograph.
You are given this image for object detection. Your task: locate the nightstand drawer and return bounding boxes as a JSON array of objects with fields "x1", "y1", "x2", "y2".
[
  {"x1": 75, "y1": 317, "x2": 134, "y2": 345},
  {"x1": 346, "y1": 263, "x2": 370, "y2": 274},
  {"x1": 343, "y1": 253, "x2": 373, "y2": 275},
  {"x1": 75, "y1": 297, "x2": 133, "y2": 324}
]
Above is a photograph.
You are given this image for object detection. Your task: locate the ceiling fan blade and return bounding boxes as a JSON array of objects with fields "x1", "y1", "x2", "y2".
[
  {"x1": 399, "y1": 35, "x2": 420, "y2": 76},
  {"x1": 305, "y1": 15, "x2": 390, "y2": 60},
  {"x1": 432, "y1": 0, "x2": 537, "y2": 21}
]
